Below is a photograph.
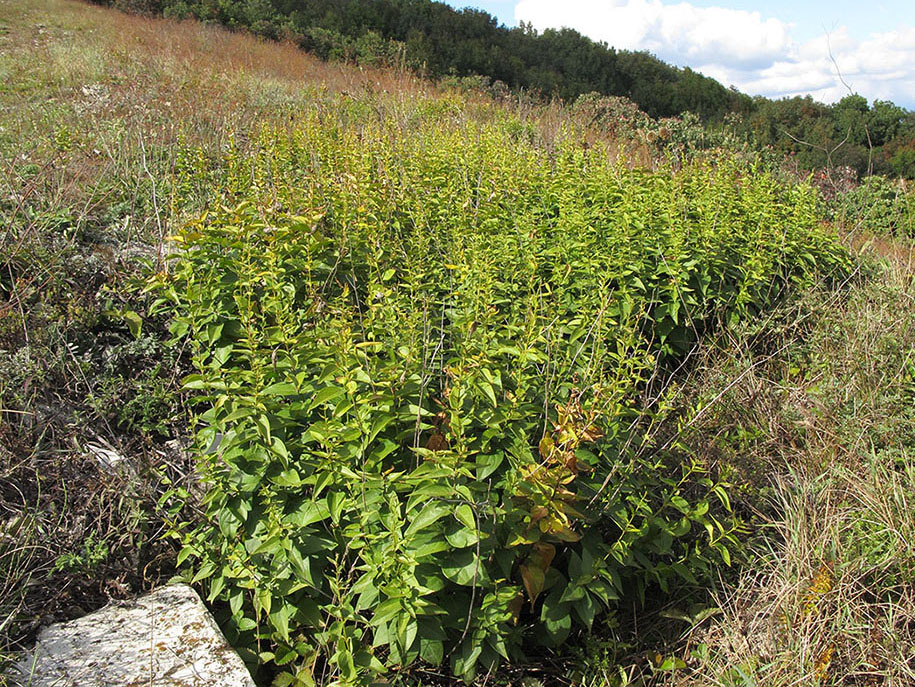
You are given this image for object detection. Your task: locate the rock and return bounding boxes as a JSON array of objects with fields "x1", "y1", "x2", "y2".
[
  {"x1": 86, "y1": 442, "x2": 128, "y2": 470},
  {"x1": 10, "y1": 584, "x2": 255, "y2": 687}
]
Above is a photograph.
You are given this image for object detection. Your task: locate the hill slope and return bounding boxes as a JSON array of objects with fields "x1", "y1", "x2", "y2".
[
  {"x1": 1, "y1": 2, "x2": 914, "y2": 687},
  {"x1": 90, "y1": 0, "x2": 747, "y2": 119}
]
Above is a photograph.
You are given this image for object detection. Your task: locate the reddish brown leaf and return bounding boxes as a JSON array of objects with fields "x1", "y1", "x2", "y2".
[
  {"x1": 530, "y1": 541, "x2": 556, "y2": 571},
  {"x1": 562, "y1": 451, "x2": 579, "y2": 475},
  {"x1": 580, "y1": 424, "x2": 604, "y2": 442},
  {"x1": 529, "y1": 505, "x2": 549, "y2": 523},
  {"x1": 521, "y1": 542, "x2": 557, "y2": 605},
  {"x1": 520, "y1": 564, "x2": 545, "y2": 605},
  {"x1": 538, "y1": 434, "x2": 555, "y2": 460}
]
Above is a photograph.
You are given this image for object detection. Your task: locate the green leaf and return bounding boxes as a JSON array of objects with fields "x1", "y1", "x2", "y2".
[
  {"x1": 372, "y1": 622, "x2": 391, "y2": 647},
  {"x1": 205, "y1": 321, "x2": 224, "y2": 344},
  {"x1": 255, "y1": 414, "x2": 271, "y2": 442},
  {"x1": 559, "y1": 583, "x2": 585, "y2": 604},
  {"x1": 212, "y1": 343, "x2": 233, "y2": 367},
  {"x1": 235, "y1": 616, "x2": 257, "y2": 632},
  {"x1": 367, "y1": 414, "x2": 394, "y2": 444},
  {"x1": 123, "y1": 310, "x2": 142, "y2": 339},
  {"x1": 670, "y1": 495, "x2": 691, "y2": 514},
  {"x1": 275, "y1": 647, "x2": 298, "y2": 666},
  {"x1": 656, "y1": 656, "x2": 688, "y2": 671},
  {"x1": 478, "y1": 380, "x2": 498, "y2": 407},
  {"x1": 181, "y1": 374, "x2": 209, "y2": 390},
  {"x1": 269, "y1": 600, "x2": 293, "y2": 641},
  {"x1": 191, "y1": 561, "x2": 216, "y2": 583},
  {"x1": 419, "y1": 638, "x2": 444, "y2": 666},
  {"x1": 573, "y1": 592, "x2": 596, "y2": 630},
  {"x1": 406, "y1": 530, "x2": 451, "y2": 559},
  {"x1": 444, "y1": 521, "x2": 478, "y2": 549},
  {"x1": 176, "y1": 545, "x2": 196, "y2": 566},
  {"x1": 414, "y1": 566, "x2": 447, "y2": 593},
  {"x1": 262, "y1": 381, "x2": 299, "y2": 396},
  {"x1": 207, "y1": 573, "x2": 225, "y2": 601},
  {"x1": 475, "y1": 452, "x2": 504, "y2": 480},
  {"x1": 309, "y1": 386, "x2": 344, "y2": 411},
  {"x1": 540, "y1": 586, "x2": 572, "y2": 645},
  {"x1": 370, "y1": 599, "x2": 402, "y2": 627},
  {"x1": 217, "y1": 509, "x2": 241, "y2": 538},
  {"x1": 404, "y1": 501, "x2": 450, "y2": 539},
  {"x1": 335, "y1": 648, "x2": 356, "y2": 681},
  {"x1": 287, "y1": 545, "x2": 316, "y2": 587},
  {"x1": 328, "y1": 491, "x2": 345, "y2": 524},
  {"x1": 273, "y1": 469, "x2": 302, "y2": 487},
  {"x1": 168, "y1": 318, "x2": 189, "y2": 339},
  {"x1": 441, "y1": 550, "x2": 486, "y2": 586},
  {"x1": 285, "y1": 500, "x2": 330, "y2": 527},
  {"x1": 453, "y1": 504, "x2": 476, "y2": 530},
  {"x1": 397, "y1": 617, "x2": 418, "y2": 654},
  {"x1": 451, "y1": 641, "x2": 482, "y2": 680}
]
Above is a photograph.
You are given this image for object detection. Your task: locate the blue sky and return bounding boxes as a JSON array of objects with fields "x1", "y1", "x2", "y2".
[{"x1": 443, "y1": 1, "x2": 915, "y2": 107}]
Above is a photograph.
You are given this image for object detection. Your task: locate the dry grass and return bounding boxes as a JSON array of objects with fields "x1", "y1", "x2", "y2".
[
  {"x1": 635, "y1": 241, "x2": 915, "y2": 687},
  {"x1": 688, "y1": 459, "x2": 915, "y2": 686}
]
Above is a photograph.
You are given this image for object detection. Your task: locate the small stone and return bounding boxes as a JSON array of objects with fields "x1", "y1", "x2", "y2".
[
  {"x1": 9, "y1": 584, "x2": 255, "y2": 687},
  {"x1": 86, "y1": 442, "x2": 127, "y2": 470}
]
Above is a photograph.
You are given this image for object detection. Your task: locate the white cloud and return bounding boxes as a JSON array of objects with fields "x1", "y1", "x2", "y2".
[
  {"x1": 515, "y1": 0, "x2": 793, "y2": 69},
  {"x1": 514, "y1": 0, "x2": 915, "y2": 107},
  {"x1": 751, "y1": 27, "x2": 915, "y2": 105}
]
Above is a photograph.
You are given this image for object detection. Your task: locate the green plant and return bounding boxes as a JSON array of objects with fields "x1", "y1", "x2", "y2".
[
  {"x1": 154, "y1": 110, "x2": 850, "y2": 684},
  {"x1": 832, "y1": 175, "x2": 915, "y2": 236},
  {"x1": 53, "y1": 532, "x2": 109, "y2": 574}
]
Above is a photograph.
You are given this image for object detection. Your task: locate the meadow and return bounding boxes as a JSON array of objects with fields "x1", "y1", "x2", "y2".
[{"x1": 1, "y1": 0, "x2": 914, "y2": 685}]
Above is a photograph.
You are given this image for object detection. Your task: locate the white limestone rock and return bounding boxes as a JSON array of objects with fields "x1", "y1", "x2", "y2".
[{"x1": 11, "y1": 584, "x2": 255, "y2": 687}]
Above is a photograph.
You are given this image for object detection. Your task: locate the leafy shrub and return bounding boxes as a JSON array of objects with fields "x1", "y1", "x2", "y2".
[
  {"x1": 833, "y1": 175, "x2": 915, "y2": 236},
  {"x1": 572, "y1": 92, "x2": 653, "y2": 140},
  {"x1": 889, "y1": 144, "x2": 915, "y2": 180},
  {"x1": 572, "y1": 95, "x2": 753, "y2": 169},
  {"x1": 440, "y1": 74, "x2": 512, "y2": 101},
  {"x1": 156, "y1": 113, "x2": 851, "y2": 684},
  {"x1": 299, "y1": 27, "x2": 407, "y2": 69}
]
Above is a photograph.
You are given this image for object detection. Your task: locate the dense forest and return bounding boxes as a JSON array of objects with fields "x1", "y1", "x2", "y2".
[{"x1": 100, "y1": 0, "x2": 915, "y2": 178}]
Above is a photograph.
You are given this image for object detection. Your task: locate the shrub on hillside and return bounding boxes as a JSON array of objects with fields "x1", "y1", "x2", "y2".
[
  {"x1": 156, "y1": 113, "x2": 851, "y2": 685},
  {"x1": 833, "y1": 175, "x2": 914, "y2": 236}
]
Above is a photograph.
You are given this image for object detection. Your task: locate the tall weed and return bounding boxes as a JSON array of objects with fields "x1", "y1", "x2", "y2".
[{"x1": 157, "y1": 111, "x2": 851, "y2": 684}]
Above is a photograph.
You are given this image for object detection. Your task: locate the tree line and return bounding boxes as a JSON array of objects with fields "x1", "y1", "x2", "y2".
[{"x1": 738, "y1": 94, "x2": 915, "y2": 179}]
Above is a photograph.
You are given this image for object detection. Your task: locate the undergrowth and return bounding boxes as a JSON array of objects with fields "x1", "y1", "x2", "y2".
[
  {"x1": 154, "y1": 108, "x2": 849, "y2": 684},
  {"x1": 601, "y1": 245, "x2": 915, "y2": 686}
]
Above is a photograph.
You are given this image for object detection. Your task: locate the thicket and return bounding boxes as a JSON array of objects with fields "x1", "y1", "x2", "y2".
[
  {"x1": 830, "y1": 175, "x2": 915, "y2": 236},
  {"x1": 153, "y1": 107, "x2": 852, "y2": 684},
  {"x1": 5, "y1": 1, "x2": 914, "y2": 685},
  {"x1": 741, "y1": 94, "x2": 915, "y2": 179}
]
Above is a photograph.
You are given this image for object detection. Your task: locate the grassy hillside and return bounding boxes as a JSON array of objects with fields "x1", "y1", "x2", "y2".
[
  {"x1": 90, "y1": 0, "x2": 915, "y2": 181},
  {"x1": 90, "y1": 0, "x2": 746, "y2": 120},
  {"x1": 1, "y1": 1, "x2": 914, "y2": 686},
  {"x1": 0, "y1": 0, "x2": 434, "y2": 674}
]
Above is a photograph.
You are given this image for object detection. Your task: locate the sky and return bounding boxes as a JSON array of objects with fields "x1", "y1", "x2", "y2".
[{"x1": 443, "y1": 0, "x2": 915, "y2": 108}]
